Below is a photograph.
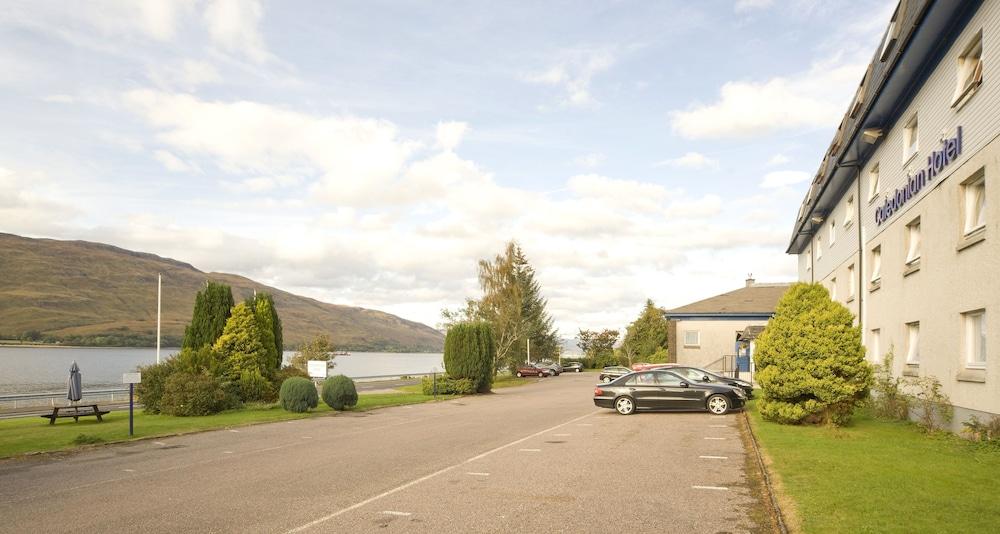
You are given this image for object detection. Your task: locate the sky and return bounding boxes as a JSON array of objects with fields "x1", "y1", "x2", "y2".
[{"x1": 0, "y1": 0, "x2": 896, "y2": 336}]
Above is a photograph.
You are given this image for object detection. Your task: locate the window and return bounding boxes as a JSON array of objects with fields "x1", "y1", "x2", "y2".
[
  {"x1": 869, "y1": 163, "x2": 880, "y2": 201},
  {"x1": 903, "y1": 114, "x2": 919, "y2": 161},
  {"x1": 964, "y1": 310, "x2": 986, "y2": 368},
  {"x1": 880, "y1": 4, "x2": 902, "y2": 62},
  {"x1": 871, "y1": 328, "x2": 881, "y2": 363},
  {"x1": 905, "y1": 218, "x2": 921, "y2": 265},
  {"x1": 655, "y1": 372, "x2": 683, "y2": 386},
  {"x1": 829, "y1": 219, "x2": 837, "y2": 245},
  {"x1": 683, "y1": 331, "x2": 700, "y2": 347},
  {"x1": 953, "y1": 30, "x2": 983, "y2": 107},
  {"x1": 962, "y1": 171, "x2": 986, "y2": 235},
  {"x1": 628, "y1": 372, "x2": 657, "y2": 386},
  {"x1": 906, "y1": 322, "x2": 920, "y2": 364},
  {"x1": 848, "y1": 264, "x2": 856, "y2": 299},
  {"x1": 870, "y1": 245, "x2": 882, "y2": 283},
  {"x1": 816, "y1": 235, "x2": 823, "y2": 259},
  {"x1": 845, "y1": 196, "x2": 855, "y2": 226},
  {"x1": 830, "y1": 277, "x2": 838, "y2": 300}
]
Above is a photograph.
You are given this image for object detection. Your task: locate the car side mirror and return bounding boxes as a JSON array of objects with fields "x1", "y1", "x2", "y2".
[{"x1": 702, "y1": 375, "x2": 711, "y2": 382}]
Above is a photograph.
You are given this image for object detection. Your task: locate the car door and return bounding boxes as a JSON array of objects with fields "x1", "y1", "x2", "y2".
[
  {"x1": 625, "y1": 372, "x2": 664, "y2": 409},
  {"x1": 654, "y1": 371, "x2": 703, "y2": 410}
]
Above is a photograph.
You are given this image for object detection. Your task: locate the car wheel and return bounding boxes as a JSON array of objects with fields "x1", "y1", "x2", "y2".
[
  {"x1": 516, "y1": 371, "x2": 523, "y2": 377},
  {"x1": 601, "y1": 376, "x2": 611, "y2": 383},
  {"x1": 707, "y1": 394, "x2": 730, "y2": 415},
  {"x1": 615, "y1": 396, "x2": 635, "y2": 415},
  {"x1": 576, "y1": 368, "x2": 581, "y2": 373}
]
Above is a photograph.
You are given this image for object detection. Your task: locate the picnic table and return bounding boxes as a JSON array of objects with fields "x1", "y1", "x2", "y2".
[{"x1": 40, "y1": 405, "x2": 110, "y2": 425}]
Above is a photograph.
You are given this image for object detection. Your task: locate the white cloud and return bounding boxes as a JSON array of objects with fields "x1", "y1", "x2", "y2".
[
  {"x1": 767, "y1": 153, "x2": 791, "y2": 166},
  {"x1": 670, "y1": 56, "x2": 865, "y2": 139},
  {"x1": 657, "y1": 152, "x2": 719, "y2": 170},
  {"x1": 203, "y1": 0, "x2": 272, "y2": 64},
  {"x1": 524, "y1": 48, "x2": 616, "y2": 108},
  {"x1": 41, "y1": 94, "x2": 77, "y2": 104},
  {"x1": 573, "y1": 152, "x2": 605, "y2": 168},
  {"x1": 153, "y1": 149, "x2": 198, "y2": 173},
  {"x1": 735, "y1": 0, "x2": 774, "y2": 12},
  {"x1": 760, "y1": 170, "x2": 810, "y2": 188},
  {"x1": 435, "y1": 121, "x2": 468, "y2": 151},
  {"x1": 147, "y1": 59, "x2": 222, "y2": 91}
]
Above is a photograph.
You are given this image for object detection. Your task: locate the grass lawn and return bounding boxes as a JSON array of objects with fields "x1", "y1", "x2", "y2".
[
  {"x1": 0, "y1": 391, "x2": 452, "y2": 459},
  {"x1": 748, "y1": 401, "x2": 1000, "y2": 533}
]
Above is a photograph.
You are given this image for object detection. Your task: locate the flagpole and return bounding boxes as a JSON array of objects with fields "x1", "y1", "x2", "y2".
[{"x1": 156, "y1": 273, "x2": 162, "y2": 364}]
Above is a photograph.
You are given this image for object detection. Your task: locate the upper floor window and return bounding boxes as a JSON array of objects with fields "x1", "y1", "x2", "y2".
[
  {"x1": 845, "y1": 196, "x2": 855, "y2": 227},
  {"x1": 953, "y1": 30, "x2": 983, "y2": 107},
  {"x1": 903, "y1": 114, "x2": 919, "y2": 161},
  {"x1": 964, "y1": 310, "x2": 986, "y2": 368},
  {"x1": 962, "y1": 170, "x2": 986, "y2": 235},
  {"x1": 869, "y1": 163, "x2": 881, "y2": 201},
  {"x1": 905, "y1": 218, "x2": 921, "y2": 265},
  {"x1": 848, "y1": 264, "x2": 856, "y2": 299},
  {"x1": 829, "y1": 219, "x2": 837, "y2": 245},
  {"x1": 870, "y1": 245, "x2": 882, "y2": 283}
]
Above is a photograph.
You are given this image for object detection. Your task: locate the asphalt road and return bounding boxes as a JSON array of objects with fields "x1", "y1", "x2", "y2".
[{"x1": 0, "y1": 373, "x2": 767, "y2": 533}]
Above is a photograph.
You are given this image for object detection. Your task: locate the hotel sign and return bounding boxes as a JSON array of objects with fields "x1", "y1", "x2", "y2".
[{"x1": 875, "y1": 126, "x2": 963, "y2": 226}]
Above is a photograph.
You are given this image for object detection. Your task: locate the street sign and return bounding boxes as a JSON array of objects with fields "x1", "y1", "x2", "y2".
[
  {"x1": 307, "y1": 360, "x2": 328, "y2": 379},
  {"x1": 123, "y1": 372, "x2": 142, "y2": 384}
]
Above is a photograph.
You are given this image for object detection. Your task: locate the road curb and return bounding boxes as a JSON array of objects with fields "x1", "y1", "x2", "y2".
[{"x1": 742, "y1": 410, "x2": 789, "y2": 534}]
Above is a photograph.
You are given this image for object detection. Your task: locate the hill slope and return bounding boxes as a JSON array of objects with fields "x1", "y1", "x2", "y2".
[{"x1": 0, "y1": 233, "x2": 444, "y2": 352}]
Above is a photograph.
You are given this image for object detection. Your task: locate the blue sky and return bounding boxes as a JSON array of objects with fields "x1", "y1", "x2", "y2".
[{"x1": 0, "y1": 0, "x2": 894, "y2": 334}]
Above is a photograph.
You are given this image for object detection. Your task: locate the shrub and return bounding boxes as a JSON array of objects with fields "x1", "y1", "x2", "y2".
[
  {"x1": 754, "y1": 283, "x2": 873, "y2": 426},
  {"x1": 274, "y1": 365, "x2": 310, "y2": 384},
  {"x1": 870, "y1": 348, "x2": 910, "y2": 420},
  {"x1": 443, "y1": 322, "x2": 496, "y2": 393},
  {"x1": 160, "y1": 371, "x2": 238, "y2": 416},
  {"x1": 907, "y1": 376, "x2": 953, "y2": 433},
  {"x1": 238, "y1": 369, "x2": 277, "y2": 403},
  {"x1": 279, "y1": 377, "x2": 318, "y2": 413},
  {"x1": 420, "y1": 375, "x2": 476, "y2": 395},
  {"x1": 175, "y1": 345, "x2": 229, "y2": 377},
  {"x1": 963, "y1": 415, "x2": 1000, "y2": 444},
  {"x1": 321, "y1": 375, "x2": 358, "y2": 410},
  {"x1": 213, "y1": 302, "x2": 270, "y2": 379},
  {"x1": 136, "y1": 358, "x2": 180, "y2": 414}
]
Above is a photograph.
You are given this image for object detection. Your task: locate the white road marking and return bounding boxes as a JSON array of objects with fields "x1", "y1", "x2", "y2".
[
  {"x1": 704, "y1": 437, "x2": 727, "y2": 440},
  {"x1": 553, "y1": 433, "x2": 571, "y2": 436},
  {"x1": 152, "y1": 441, "x2": 166, "y2": 446},
  {"x1": 283, "y1": 410, "x2": 600, "y2": 533},
  {"x1": 699, "y1": 456, "x2": 728, "y2": 460},
  {"x1": 576, "y1": 423, "x2": 593, "y2": 426},
  {"x1": 223, "y1": 451, "x2": 233, "y2": 454},
  {"x1": 229, "y1": 429, "x2": 240, "y2": 433},
  {"x1": 518, "y1": 448, "x2": 541, "y2": 452},
  {"x1": 122, "y1": 469, "x2": 135, "y2": 473},
  {"x1": 380, "y1": 511, "x2": 412, "y2": 516},
  {"x1": 692, "y1": 485, "x2": 729, "y2": 491},
  {"x1": 708, "y1": 425, "x2": 728, "y2": 428},
  {"x1": 466, "y1": 472, "x2": 490, "y2": 477},
  {"x1": 302, "y1": 436, "x2": 313, "y2": 439}
]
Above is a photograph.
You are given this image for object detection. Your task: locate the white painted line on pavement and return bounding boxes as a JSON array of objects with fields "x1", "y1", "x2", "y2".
[
  {"x1": 553, "y1": 433, "x2": 571, "y2": 436},
  {"x1": 466, "y1": 472, "x2": 490, "y2": 477},
  {"x1": 708, "y1": 425, "x2": 727, "y2": 428},
  {"x1": 704, "y1": 437, "x2": 727, "y2": 440},
  {"x1": 153, "y1": 441, "x2": 166, "y2": 446},
  {"x1": 283, "y1": 410, "x2": 601, "y2": 533},
  {"x1": 223, "y1": 451, "x2": 233, "y2": 454},
  {"x1": 518, "y1": 448, "x2": 541, "y2": 452},
  {"x1": 692, "y1": 485, "x2": 729, "y2": 491},
  {"x1": 380, "y1": 511, "x2": 412, "y2": 516},
  {"x1": 303, "y1": 436, "x2": 313, "y2": 439},
  {"x1": 122, "y1": 469, "x2": 135, "y2": 473},
  {"x1": 699, "y1": 456, "x2": 728, "y2": 460},
  {"x1": 576, "y1": 423, "x2": 593, "y2": 426},
  {"x1": 229, "y1": 429, "x2": 240, "y2": 433}
]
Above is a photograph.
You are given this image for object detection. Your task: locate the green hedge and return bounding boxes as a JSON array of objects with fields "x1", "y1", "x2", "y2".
[
  {"x1": 160, "y1": 371, "x2": 239, "y2": 416},
  {"x1": 321, "y1": 375, "x2": 358, "y2": 410},
  {"x1": 420, "y1": 375, "x2": 475, "y2": 395},
  {"x1": 279, "y1": 377, "x2": 318, "y2": 413},
  {"x1": 443, "y1": 322, "x2": 495, "y2": 393}
]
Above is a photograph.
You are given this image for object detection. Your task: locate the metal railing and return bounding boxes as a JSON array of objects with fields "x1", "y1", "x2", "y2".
[{"x1": 0, "y1": 388, "x2": 130, "y2": 409}]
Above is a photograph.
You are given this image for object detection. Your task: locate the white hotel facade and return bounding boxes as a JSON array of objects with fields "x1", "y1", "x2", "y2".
[{"x1": 788, "y1": 0, "x2": 998, "y2": 426}]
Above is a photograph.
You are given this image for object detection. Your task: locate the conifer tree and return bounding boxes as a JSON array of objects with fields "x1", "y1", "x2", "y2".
[
  {"x1": 443, "y1": 322, "x2": 496, "y2": 393},
  {"x1": 182, "y1": 282, "x2": 235, "y2": 349},
  {"x1": 511, "y1": 244, "x2": 559, "y2": 363},
  {"x1": 754, "y1": 283, "x2": 872, "y2": 426},
  {"x1": 247, "y1": 292, "x2": 283, "y2": 371},
  {"x1": 213, "y1": 302, "x2": 270, "y2": 378},
  {"x1": 620, "y1": 299, "x2": 669, "y2": 364}
]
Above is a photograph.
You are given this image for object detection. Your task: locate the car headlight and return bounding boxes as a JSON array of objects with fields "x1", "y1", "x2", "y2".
[{"x1": 734, "y1": 388, "x2": 746, "y2": 398}]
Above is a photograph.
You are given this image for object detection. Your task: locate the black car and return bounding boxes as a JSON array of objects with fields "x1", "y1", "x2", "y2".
[
  {"x1": 598, "y1": 366, "x2": 632, "y2": 383},
  {"x1": 593, "y1": 369, "x2": 746, "y2": 415},
  {"x1": 561, "y1": 361, "x2": 584, "y2": 373},
  {"x1": 666, "y1": 366, "x2": 754, "y2": 398}
]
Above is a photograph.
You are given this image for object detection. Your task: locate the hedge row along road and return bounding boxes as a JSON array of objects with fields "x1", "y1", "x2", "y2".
[{"x1": 0, "y1": 373, "x2": 771, "y2": 533}]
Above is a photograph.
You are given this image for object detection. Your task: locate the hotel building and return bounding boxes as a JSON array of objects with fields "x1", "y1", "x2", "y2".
[{"x1": 788, "y1": 0, "x2": 997, "y2": 427}]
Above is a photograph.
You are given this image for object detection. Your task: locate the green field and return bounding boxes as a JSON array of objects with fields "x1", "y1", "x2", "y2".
[
  {"x1": 748, "y1": 402, "x2": 1000, "y2": 533},
  {"x1": 0, "y1": 391, "x2": 453, "y2": 459}
]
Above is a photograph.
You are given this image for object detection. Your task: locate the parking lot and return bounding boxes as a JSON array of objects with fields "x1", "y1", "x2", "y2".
[{"x1": 0, "y1": 372, "x2": 770, "y2": 533}]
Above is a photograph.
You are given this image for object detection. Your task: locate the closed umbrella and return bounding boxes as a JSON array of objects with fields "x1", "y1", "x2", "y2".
[{"x1": 68, "y1": 361, "x2": 82, "y2": 404}]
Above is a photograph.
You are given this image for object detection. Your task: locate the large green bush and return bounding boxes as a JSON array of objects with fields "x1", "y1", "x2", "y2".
[
  {"x1": 160, "y1": 371, "x2": 238, "y2": 416},
  {"x1": 279, "y1": 377, "x2": 318, "y2": 413},
  {"x1": 213, "y1": 302, "x2": 270, "y2": 379},
  {"x1": 443, "y1": 322, "x2": 496, "y2": 393},
  {"x1": 239, "y1": 369, "x2": 277, "y2": 403},
  {"x1": 754, "y1": 283, "x2": 872, "y2": 426},
  {"x1": 420, "y1": 375, "x2": 476, "y2": 395},
  {"x1": 321, "y1": 375, "x2": 358, "y2": 410},
  {"x1": 136, "y1": 358, "x2": 179, "y2": 414}
]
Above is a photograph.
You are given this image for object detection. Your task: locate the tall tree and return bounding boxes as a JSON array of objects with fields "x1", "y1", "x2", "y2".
[
  {"x1": 182, "y1": 282, "x2": 235, "y2": 349},
  {"x1": 620, "y1": 299, "x2": 669, "y2": 364},
  {"x1": 511, "y1": 245, "x2": 559, "y2": 362},
  {"x1": 577, "y1": 328, "x2": 620, "y2": 368},
  {"x1": 477, "y1": 242, "x2": 528, "y2": 372},
  {"x1": 247, "y1": 292, "x2": 283, "y2": 371},
  {"x1": 213, "y1": 302, "x2": 270, "y2": 378}
]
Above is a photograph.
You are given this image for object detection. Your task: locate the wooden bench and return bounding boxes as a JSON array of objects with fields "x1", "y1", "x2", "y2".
[{"x1": 40, "y1": 405, "x2": 110, "y2": 425}]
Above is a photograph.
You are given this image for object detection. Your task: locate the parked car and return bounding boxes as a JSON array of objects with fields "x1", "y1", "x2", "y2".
[
  {"x1": 666, "y1": 366, "x2": 755, "y2": 398},
  {"x1": 561, "y1": 361, "x2": 584, "y2": 373},
  {"x1": 631, "y1": 362, "x2": 674, "y2": 372},
  {"x1": 515, "y1": 363, "x2": 552, "y2": 377},
  {"x1": 598, "y1": 366, "x2": 632, "y2": 383},
  {"x1": 593, "y1": 369, "x2": 746, "y2": 415},
  {"x1": 536, "y1": 360, "x2": 563, "y2": 375}
]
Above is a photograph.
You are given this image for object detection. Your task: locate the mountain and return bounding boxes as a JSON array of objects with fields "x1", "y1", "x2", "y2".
[{"x1": 0, "y1": 233, "x2": 444, "y2": 352}]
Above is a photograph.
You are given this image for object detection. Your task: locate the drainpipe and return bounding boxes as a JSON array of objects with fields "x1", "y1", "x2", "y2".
[{"x1": 856, "y1": 169, "x2": 864, "y2": 332}]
